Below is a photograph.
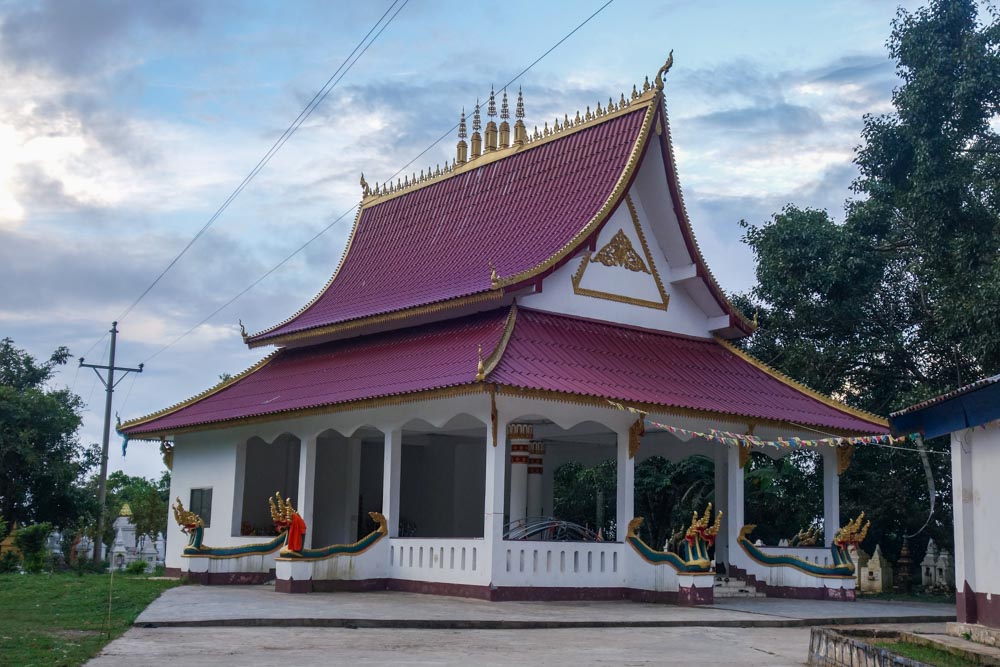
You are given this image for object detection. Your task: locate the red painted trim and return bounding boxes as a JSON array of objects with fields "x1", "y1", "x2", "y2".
[
  {"x1": 164, "y1": 567, "x2": 182, "y2": 578},
  {"x1": 958, "y1": 581, "x2": 1000, "y2": 628},
  {"x1": 728, "y1": 565, "x2": 855, "y2": 601},
  {"x1": 275, "y1": 577, "x2": 312, "y2": 594},
  {"x1": 275, "y1": 577, "x2": 712, "y2": 605},
  {"x1": 183, "y1": 569, "x2": 275, "y2": 586}
]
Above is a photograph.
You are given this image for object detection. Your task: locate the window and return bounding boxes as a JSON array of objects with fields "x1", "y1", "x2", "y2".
[{"x1": 190, "y1": 488, "x2": 213, "y2": 528}]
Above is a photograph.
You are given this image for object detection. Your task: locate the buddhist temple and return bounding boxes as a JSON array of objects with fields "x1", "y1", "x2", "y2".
[{"x1": 121, "y1": 55, "x2": 888, "y2": 603}]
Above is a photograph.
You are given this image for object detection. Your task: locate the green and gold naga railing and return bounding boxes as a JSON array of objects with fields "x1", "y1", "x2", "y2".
[
  {"x1": 276, "y1": 512, "x2": 388, "y2": 561},
  {"x1": 173, "y1": 496, "x2": 287, "y2": 558},
  {"x1": 737, "y1": 513, "x2": 870, "y2": 578},
  {"x1": 626, "y1": 505, "x2": 722, "y2": 573},
  {"x1": 173, "y1": 493, "x2": 389, "y2": 561}
]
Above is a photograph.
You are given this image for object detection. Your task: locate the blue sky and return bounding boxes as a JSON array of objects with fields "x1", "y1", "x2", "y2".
[{"x1": 0, "y1": 0, "x2": 920, "y2": 480}]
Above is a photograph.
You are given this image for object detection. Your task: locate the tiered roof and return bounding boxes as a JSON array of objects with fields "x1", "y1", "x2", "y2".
[
  {"x1": 123, "y1": 305, "x2": 885, "y2": 438},
  {"x1": 122, "y1": 56, "x2": 887, "y2": 438}
]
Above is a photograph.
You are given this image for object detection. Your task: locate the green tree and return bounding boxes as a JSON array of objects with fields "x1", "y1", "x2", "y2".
[
  {"x1": 735, "y1": 0, "x2": 998, "y2": 558},
  {"x1": 104, "y1": 471, "x2": 170, "y2": 545},
  {"x1": 0, "y1": 338, "x2": 98, "y2": 533}
]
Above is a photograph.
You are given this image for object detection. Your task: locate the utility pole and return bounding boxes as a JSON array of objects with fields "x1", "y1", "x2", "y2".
[{"x1": 79, "y1": 322, "x2": 143, "y2": 564}]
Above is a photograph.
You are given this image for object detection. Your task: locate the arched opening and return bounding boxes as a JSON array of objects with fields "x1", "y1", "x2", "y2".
[
  {"x1": 509, "y1": 419, "x2": 618, "y2": 540},
  {"x1": 236, "y1": 433, "x2": 300, "y2": 536},
  {"x1": 632, "y1": 453, "x2": 714, "y2": 552},
  {"x1": 744, "y1": 448, "x2": 822, "y2": 546},
  {"x1": 397, "y1": 414, "x2": 487, "y2": 538},
  {"x1": 311, "y1": 426, "x2": 385, "y2": 546}
]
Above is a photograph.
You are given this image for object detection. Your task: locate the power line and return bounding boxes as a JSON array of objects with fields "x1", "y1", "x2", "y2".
[
  {"x1": 386, "y1": 0, "x2": 616, "y2": 183},
  {"x1": 143, "y1": 205, "x2": 358, "y2": 363},
  {"x1": 114, "y1": 0, "x2": 409, "y2": 324},
  {"x1": 140, "y1": 0, "x2": 618, "y2": 364}
]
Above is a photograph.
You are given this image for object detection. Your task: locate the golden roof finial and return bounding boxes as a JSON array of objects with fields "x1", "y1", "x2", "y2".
[
  {"x1": 487, "y1": 85, "x2": 497, "y2": 118},
  {"x1": 490, "y1": 262, "x2": 500, "y2": 286},
  {"x1": 360, "y1": 172, "x2": 370, "y2": 197},
  {"x1": 238, "y1": 318, "x2": 248, "y2": 341},
  {"x1": 500, "y1": 89, "x2": 509, "y2": 120},
  {"x1": 476, "y1": 344, "x2": 486, "y2": 381},
  {"x1": 471, "y1": 99, "x2": 482, "y2": 158},
  {"x1": 513, "y1": 86, "x2": 527, "y2": 146},
  {"x1": 458, "y1": 107, "x2": 467, "y2": 139},
  {"x1": 654, "y1": 50, "x2": 674, "y2": 91},
  {"x1": 499, "y1": 88, "x2": 511, "y2": 148}
]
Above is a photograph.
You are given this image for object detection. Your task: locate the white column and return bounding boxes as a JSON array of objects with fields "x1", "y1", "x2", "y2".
[
  {"x1": 484, "y1": 413, "x2": 509, "y2": 582},
  {"x1": 527, "y1": 441, "x2": 545, "y2": 518},
  {"x1": 297, "y1": 435, "x2": 317, "y2": 548},
  {"x1": 344, "y1": 436, "x2": 362, "y2": 541},
  {"x1": 507, "y1": 424, "x2": 532, "y2": 528},
  {"x1": 952, "y1": 430, "x2": 976, "y2": 601},
  {"x1": 822, "y1": 447, "x2": 841, "y2": 547},
  {"x1": 382, "y1": 428, "x2": 402, "y2": 538},
  {"x1": 714, "y1": 445, "x2": 730, "y2": 567},
  {"x1": 615, "y1": 427, "x2": 635, "y2": 542},
  {"x1": 725, "y1": 445, "x2": 745, "y2": 558}
]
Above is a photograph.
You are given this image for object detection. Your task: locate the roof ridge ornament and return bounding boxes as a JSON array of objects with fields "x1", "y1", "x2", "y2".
[
  {"x1": 654, "y1": 50, "x2": 674, "y2": 91},
  {"x1": 360, "y1": 172, "x2": 370, "y2": 198}
]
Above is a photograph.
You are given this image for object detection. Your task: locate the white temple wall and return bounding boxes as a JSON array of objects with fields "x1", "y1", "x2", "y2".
[
  {"x1": 955, "y1": 424, "x2": 1000, "y2": 598},
  {"x1": 166, "y1": 431, "x2": 251, "y2": 569}
]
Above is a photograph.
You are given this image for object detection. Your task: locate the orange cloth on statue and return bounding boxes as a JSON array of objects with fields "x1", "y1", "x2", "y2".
[{"x1": 286, "y1": 513, "x2": 307, "y2": 552}]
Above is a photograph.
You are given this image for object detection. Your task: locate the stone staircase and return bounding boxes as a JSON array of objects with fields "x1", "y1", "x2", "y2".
[{"x1": 714, "y1": 575, "x2": 766, "y2": 599}]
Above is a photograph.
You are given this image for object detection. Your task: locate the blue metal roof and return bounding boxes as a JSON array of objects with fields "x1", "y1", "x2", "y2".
[{"x1": 889, "y1": 375, "x2": 1000, "y2": 439}]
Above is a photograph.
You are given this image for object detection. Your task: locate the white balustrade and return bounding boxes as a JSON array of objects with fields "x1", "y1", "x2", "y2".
[
  {"x1": 496, "y1": 541, "x2": 625, "y2": 588},
  {"x1": 388, "y1": 538, "x2": 487, "y2": 585}
]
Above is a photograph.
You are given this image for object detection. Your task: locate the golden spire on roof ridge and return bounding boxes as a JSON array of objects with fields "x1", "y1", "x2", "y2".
[
  {"x1": 485, "y1": 85, "x2": 498, "y2": 152},
  {"x1": 456, "y1": 107, "x2": 468, "y2": 165},
  {"x1": 513, "y1": 86, "x2": 527, "y2": 146},
  {"x1": 471, "y1": 99, "x2": 482, "y2": 159},
  {"x1": 499, "y1": 88, "x2": 510, "y2": 148},
  {"x1": 360, "y1": 172, "x2": 370, "y2": 198}
]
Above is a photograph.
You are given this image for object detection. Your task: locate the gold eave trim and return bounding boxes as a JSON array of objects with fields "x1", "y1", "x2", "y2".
[
  {"x1": 481, "y1": 304, "x2": 518, "y2": 379},
  {"x1": 494, "y1": 385, "x2": 885, "y2": 437},
  {"x1": 119, "y1": 351, "x2": 280, "y2": 432},
  {"x1": 714, "y1": 337, "x2": 889, "y2": 428},
  {"x1": 248, "y1": 290, "x2": 505, "y2": 349},
  {"x1": 123, "y1": 384, "x2": 493, "y2": 441},
  {"x1": 570, "y1": 193, "x2": 671, "y2": 311},
  {"x1": 359, "y1": 89, "x2": 659, "y2": 211}
]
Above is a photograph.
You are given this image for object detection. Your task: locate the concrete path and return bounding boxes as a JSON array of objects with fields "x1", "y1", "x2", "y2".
[
  {"x1": 91, "y1": 626, "x2": 817, "y2": 666},
  {"x1": 134, "y1": 585, "x2": 955, "y2": 629}
]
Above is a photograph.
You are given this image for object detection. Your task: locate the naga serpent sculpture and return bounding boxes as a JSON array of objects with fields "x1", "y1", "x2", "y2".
[
  {"x1": 172, "y1": 494, "x2": 388, "y2": 561},
  {"x1": 626, "y1": 504, "x2": 722, "y2": 573},
  {"x1": 737, "y1": 513, "x2": 870, "y2": 578}
]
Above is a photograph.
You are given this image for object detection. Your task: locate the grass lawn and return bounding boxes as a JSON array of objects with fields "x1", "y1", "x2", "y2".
[
  {"x1": 0, "y1": 573, "x2": 179, "y2": 666},
  {"x1": 874, "y1": 640, "x2": 977, "y2": 667}
]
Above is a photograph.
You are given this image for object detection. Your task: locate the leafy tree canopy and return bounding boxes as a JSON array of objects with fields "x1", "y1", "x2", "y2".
[
  {"x1": 734, "y1": 0, "x2": 997, "y2": 557},
  {"x1": 0, "y1": 338, "x2": 97, "y2": 533}
]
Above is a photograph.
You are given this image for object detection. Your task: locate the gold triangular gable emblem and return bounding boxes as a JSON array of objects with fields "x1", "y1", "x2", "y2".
[
  {"x1": 571, "y1": 195, "x2": 669, "y2": 311},
  {"x1": 592, "y1": 229, "x2": 650, "y2": 274}
]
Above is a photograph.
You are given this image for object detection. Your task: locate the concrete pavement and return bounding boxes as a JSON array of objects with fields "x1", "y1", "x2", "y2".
[{"x1": 133, "y1": 585, "x2": 956, "y2": 629}]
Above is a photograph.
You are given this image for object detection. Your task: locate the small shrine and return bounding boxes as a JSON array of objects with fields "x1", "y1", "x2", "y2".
[
  {"x1": 121, "y1": 54, "x2": 892, "y2": 603},
  {"x1": 860, "y1": 545, "x2": 892, "y2": 594}
]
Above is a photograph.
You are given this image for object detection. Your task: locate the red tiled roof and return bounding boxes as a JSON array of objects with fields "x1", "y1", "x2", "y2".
[
  {"x1": 123, "y1": 309, "x2": 510, "y2": 436},
  {"x1": 489, "y1": 309, "x2": 886, "y2": 433},
  {"x1": 247, "y1": 106, "x2": 651, "y2": 346},
  {"x1": 124, "y1": 307, "x2": 885, "y2": 437}
]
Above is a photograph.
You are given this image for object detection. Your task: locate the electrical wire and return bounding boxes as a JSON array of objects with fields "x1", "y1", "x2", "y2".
[
  {"x1": 114, "y1": 0, "x2": 408, "y2": 324},
  {"x1": 140, "y1": 0, "x2": 618, "y2": 364}
]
